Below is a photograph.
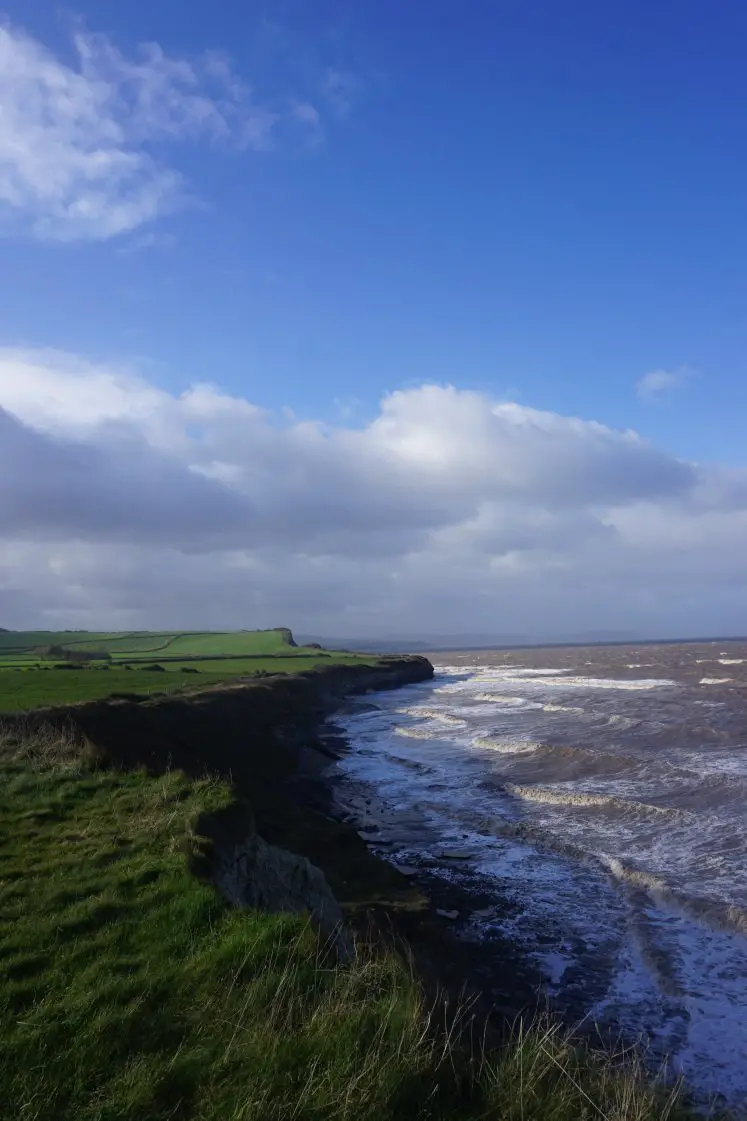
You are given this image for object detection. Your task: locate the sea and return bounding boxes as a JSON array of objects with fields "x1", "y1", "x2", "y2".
[{"x1": 330, "y1": 640, "x2": 747, "y2": 1113}]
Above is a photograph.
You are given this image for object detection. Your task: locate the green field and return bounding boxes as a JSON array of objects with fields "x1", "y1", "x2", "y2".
[
  {"x1": 0, "y1": 630, "x2": 374, "y2": 713},
  {"x1": 0, "y1": 660, "x2": 376, "y2": 713},
  {"x1": 63, "y1": 631, "x2": 304, "y2": 657},
  {"x1": 0, "y1": 670, "x2": 213, "y2": 713},
  {"x1": 0, "y1": 628, "x2": 305, "y2": 659},
  {"x1": 0, "y1": 728, "x2": 692, "y2": 1121}
]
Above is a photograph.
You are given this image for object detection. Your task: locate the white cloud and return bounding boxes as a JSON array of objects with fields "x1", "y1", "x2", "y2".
[
  {"x1": 0, "y1": 20, "x2": 317, "y2": 241},
  {"x1": 1, "y1": 348, "x2": 746, "y2": 637},
  {"x1": 636, "y1": 366, "x2": 694, "y2": 401}
]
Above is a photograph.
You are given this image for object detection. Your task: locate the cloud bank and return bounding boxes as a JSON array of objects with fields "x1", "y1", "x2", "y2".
[{"x1": 1, "y1": 349, "x2": 745, "y2": 638}]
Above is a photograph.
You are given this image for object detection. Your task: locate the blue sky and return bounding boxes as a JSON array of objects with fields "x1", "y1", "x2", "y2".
[{"x1": 1, "y1": 1, "x2": 746, "y2": 636}]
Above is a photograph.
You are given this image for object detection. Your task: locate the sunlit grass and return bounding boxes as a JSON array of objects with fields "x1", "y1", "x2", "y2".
[
  {"x1": 0, "y1": 655, "x2": 378, "y2": 713},
  {"x1": 0, "y1": 729, "x2": 701, "y2": 1121}
]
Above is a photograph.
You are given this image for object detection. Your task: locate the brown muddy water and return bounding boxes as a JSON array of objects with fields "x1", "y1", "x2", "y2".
[{"x1": 330, "y1": 640, "x2": 747, "y2": 1113}]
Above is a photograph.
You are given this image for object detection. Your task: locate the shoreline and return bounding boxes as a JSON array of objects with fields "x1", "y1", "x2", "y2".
[
  {"x1": 1, "y1": 653, "x2": 716, "y2": 1114},
  {"x1": 318, "y1": 652, "x2": 747, "y2": 1115},
  {"x1": 3, "y1": 656, "x2": 548, "y2": 1029},
  {"x1": 300, "y1": 708, "x2": 549, "y2": 1032}
]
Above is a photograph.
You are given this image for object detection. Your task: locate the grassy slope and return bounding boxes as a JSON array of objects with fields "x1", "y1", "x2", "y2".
[
  {"x1": 148, "y1": 632, "x2": 297, "y2": 657},
  {"x1": 0, "y1": 627, "x2": 376, "y2": 712},
  {"x1": 0, "y1": 629, "x2": 299, "y2": 658},
  {"x1": 0, "y1": 631, "x2": 126, "y2": 652},
  {"x1": 0, "y1": 730, "x2": 694, "y2": 1121}
]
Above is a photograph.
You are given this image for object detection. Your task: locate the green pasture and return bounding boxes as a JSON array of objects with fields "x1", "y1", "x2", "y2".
[
  {"x1": 0, "y1": 628, "x2": 376, "y2": 713},
  {"x1": 0, "y1": 629, "x2": 301, "y2": 659},
  {"x1": 0, "y1": 670, "x2": 213, "y2": 712}
]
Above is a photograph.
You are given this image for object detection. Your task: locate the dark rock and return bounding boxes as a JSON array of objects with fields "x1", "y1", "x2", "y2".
[{"x1": 190, "y1": 804, "x2": 352, "y2": 959}]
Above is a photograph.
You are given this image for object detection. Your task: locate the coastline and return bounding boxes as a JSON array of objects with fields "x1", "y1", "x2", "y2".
[
  {"x1": 318, "y1": 647, "x2": 747, "y2": 1115},
  {"x1": 2, "y1": 655, "x2": 546, "y2": 1027},
  {"x1": 1, "y1": 652, "x2": 714, "y2": 1116},
  {"x1": 300, "y1": 704, "x2": 548, "y2": 1030}
]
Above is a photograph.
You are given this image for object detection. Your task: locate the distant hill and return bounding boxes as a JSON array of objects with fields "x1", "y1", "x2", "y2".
[
  {"x1": 297, "y1": 633, "x2": 532, "y2": 652},
  {"x1": 297, "y1": 629, "x2": 742, "y2": 652}
]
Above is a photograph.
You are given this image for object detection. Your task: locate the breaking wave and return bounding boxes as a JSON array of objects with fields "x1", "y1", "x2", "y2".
[
  {"x1": 503, "y1": 782, "x2": 686, "y2": 821},
  {"x1": 394, "y1": 726, "x2": 439, "y2": 740},
  {"x1": 478, "y1": 739, "x2": 694, "y2": 782},
  {"x1": 337, "y1": 645, "x2": 747, "y2": 1109},
  {"x1": 395, "y1": 706, "x2": 467, "y2": 726},
  {"x1": 473, "y1": 736, "x2": 540, "y2": 755},
  {"x1": 605, "y1": 714, "x2": 642, "y2": 730},
  {"x1": 474, "y1": 693, "x2": 531, "y2": 704},
  {"x1": 493, "y1": 674, "x2": 674, "y2": 691},
  {"x1": 487, "y1": 823, "x2": 747, "y2": 938},
  {"x1": 600, "y1": 856, "x2": 747, "y2": 937},
  {"x1": 509, "y1": 668, "x2": 572, "y2": 677}
]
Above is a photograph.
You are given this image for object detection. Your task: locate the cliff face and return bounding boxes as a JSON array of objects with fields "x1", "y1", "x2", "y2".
[
  {"x1": 2, "y1": 655, "x2": 433, "y2": 781},
  {"x1": 3, "y1": 655, "x2": 434, "y2": 929},
  {"x1": 190, "y1": 802, "x2": 353, "y2": 958}
]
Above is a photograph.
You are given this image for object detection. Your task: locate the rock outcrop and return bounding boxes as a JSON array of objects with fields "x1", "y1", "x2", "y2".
[
  {"x1": 190, "y1": 802, "x2": 351, "y2": 957},
  {"x1": 275, "y1": 627, "x2": 297, "y2": 647}
]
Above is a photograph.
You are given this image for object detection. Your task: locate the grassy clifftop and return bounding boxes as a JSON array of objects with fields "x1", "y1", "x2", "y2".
[
  {"x1": 0, "y1": 654, "x2": 700, "y2": 1120},
  {"x1": 0, "y1": 727, "x2": 694, "y2": 1121},
  {"x1": 0, "y1": 628, "x2": 379, "y2": 713}
]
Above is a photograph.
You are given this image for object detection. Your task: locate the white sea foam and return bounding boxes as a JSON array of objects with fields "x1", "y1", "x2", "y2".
[
  {"x1": 394, "y1": 726, "x2": 438, "y2": 740},
  {"x1": 504, "y1": 783, "x2": 684, "y2": 820},
  {"x1": 473, "y1": 736, "x2": 539, "y2": 755},
  {"x1": 719, "y1": 659, "x2": 744, "y2": 665},
  {"x1": 700, "y1": 677, "x2": 732, "y2": 685},
  {"x1": 509, "y1": 668, "x2": 572, "y2": 677},
  {"x1": 606, "y1": 714, "x2": 642, "y2": 730},
  {"x1": 336, "y1": 649, "x2": 747, "y2": 1109},
  {"x1": 473, "y1": 692, "x2": 529, "y2": 705},
  {"x1": 395, "y1": 706, "x2": 466, "y2": 725},
  {"x1": 600, "y1": 856, "x2": 747, "y2": 936},
  {"x1": 497, "y1": 674, "x2": 674, "y2": 691}
]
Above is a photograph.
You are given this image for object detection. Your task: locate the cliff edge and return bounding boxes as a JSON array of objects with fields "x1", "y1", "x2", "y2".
[{"x1": 2, "y1": 655, "x2": 434, "y2": 927}]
